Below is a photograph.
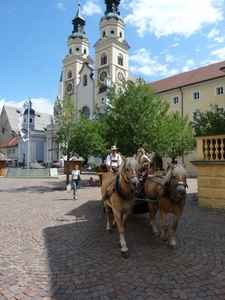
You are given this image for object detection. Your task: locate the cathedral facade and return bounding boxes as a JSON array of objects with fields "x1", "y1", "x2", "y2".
[{"x1": 55, "y1": 0, "x2": 129, "y2": 118}]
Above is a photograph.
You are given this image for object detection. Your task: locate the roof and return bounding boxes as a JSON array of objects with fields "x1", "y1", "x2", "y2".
[
  {"x1": 2, "y1": 105, "x2": 52, "y2": 134},
  {"x1": 0, "y1": 138, "x2": 18, "y2": 148},
  {"x1": 0, "y1": 153, "x2": 12, "y2": 161},
  {"x1": 150, "y1": 60, "x2": 225, "y2": 93}
]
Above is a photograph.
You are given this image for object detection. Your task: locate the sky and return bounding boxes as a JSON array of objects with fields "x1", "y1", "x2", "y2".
[{"x1": 1, "y1": 0, "x2": 225, "y2": 114}]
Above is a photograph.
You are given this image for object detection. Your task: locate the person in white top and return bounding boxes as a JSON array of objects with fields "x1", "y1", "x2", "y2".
[
  {"x1": 70, "y1": 164, "x2": 81, "y2": 199},
  {"x1": 106, "y1": 145, "x2": 122, "y2": 173}
]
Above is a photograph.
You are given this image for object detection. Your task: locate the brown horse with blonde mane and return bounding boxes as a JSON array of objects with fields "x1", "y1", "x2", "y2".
[
  {"x1": 143, "y1": 163, "x2": 188, "y2": 249},
  {"x1": 100, "y1": 157, "x2": 140, "y2": 257}
]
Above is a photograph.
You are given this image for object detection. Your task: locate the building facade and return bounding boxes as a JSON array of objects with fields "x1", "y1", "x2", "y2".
[{"x1": 150, "y1": 61, "x2": 225, "y2": 176}]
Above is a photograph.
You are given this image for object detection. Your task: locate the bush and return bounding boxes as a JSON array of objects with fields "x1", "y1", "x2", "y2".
[{"x1": 191, "y1": 104, "x2": 225, "y2": 136}]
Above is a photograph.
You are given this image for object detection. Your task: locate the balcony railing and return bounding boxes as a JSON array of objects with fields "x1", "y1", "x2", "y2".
[{"x1": 196, "y1": 134, "x2": 225, "y2": 161}]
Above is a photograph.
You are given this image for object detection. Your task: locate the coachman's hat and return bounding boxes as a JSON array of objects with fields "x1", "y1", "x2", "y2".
[{"x1": 111, "y1": 145, "x2": 118, "y2": 151}]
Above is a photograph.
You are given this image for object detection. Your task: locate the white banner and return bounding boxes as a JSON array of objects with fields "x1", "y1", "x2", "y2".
[{"x1": 18, "y1": 100, "x2": 29, "y2": 142}]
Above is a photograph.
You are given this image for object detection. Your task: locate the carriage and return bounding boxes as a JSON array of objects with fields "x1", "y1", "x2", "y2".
[{"x1": 97, "y1": 157, "x2": 188, "y2": 257}]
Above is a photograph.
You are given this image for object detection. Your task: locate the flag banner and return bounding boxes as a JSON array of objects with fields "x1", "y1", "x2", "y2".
[{"x1": 18, "y1": 100, "x2": 29, "y2": 142}]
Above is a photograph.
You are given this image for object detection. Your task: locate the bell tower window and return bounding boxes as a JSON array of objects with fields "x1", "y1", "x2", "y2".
[
  {"x1": 68, "y1": 69, "x2": 72, "y2": 79},
  {"x1": 103, "y1": 31, "x2": 105, "y2": 37},
  {"x1": 101, "y1": 53, "x2": 107, "y2": 65},
  {"x1": 118, "y1": 53, "x2": 123, "y2": 66}
]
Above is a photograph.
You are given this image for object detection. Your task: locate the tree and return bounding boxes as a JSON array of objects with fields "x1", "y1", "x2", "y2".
[
  {"x1": 191, "y1": 104, "x2": 225, "y2": 136},
  {"x1": 99, "y1": 78, "x2": 170, "y2": 156},
  {"x1": 53, "y1": 95, "x2": 106, "y2": 184},
  {"x1": 159, "y1": 112, "x2": 196, "y2": 164}
]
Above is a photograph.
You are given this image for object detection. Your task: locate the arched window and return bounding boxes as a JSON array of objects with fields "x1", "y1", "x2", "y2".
[
  {"x1": 101, "y1": 53, "x2": 107, "y2": 65},
  {"x1": 68, "y1": 69, "x2": 72, "y2": 79},
  {"x1": 118, "y1": 53, "x2": 123, "y2": 66},
  {"x1": 83, "y1": 75, "x2": 87, "y2": 86},
  {"x1": 82, "y1": 106, "x2": 90, "y2": 117},
  {"x1": 103, "y1": 31, "x2": 105, "y2": 37}
]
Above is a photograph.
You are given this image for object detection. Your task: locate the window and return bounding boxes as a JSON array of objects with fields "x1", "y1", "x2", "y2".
[
  {"x1": 83, "y1": 75, "x2": 87, "y2": 86},
  {"x1": 120, "y1": 32, "x2": 122, "y2": 38},
  {"x1": 13, "y1": 149, "x2": 15, "y2": 153},
  {"x1": 192, "y1": 91, "x2": 200, "y2": 100},
  {"x1": 101, "y1": 97, "x2": 105, "y2": 106},
  {"x1": 68, "y1": 69, "x2": 72, "y2": 79},
  {"x1": 103, "y1": 31, "x2": 105, "y2": 37},
  {"x1": 191, "y1": 109, "x2": 201, "y2": 122},
  {"x1": 216, "y1": 86, "x2": 224, "y2": 95},
  {"x1": 84, "y1": 49, "x2": 87, "y2": 54},
  {"x1": 101, "y1": 53, "x2": 107, "y2": 65},
  {"x1": 29, "y1": 117, "x2": 33, "y2": 124},
  {"x1": 82, "y1": 106, "x2": 90, "y2": 117},
  {"x1": 218, "y1": 105, "x2": 225, "y2": 112},
  {"x1": 69, "y1": 48, "x2": 72, "y2": 54},
  {"x1": 118, "y1": 53, "x2": 123, "y2": 66},
  {"x1": 171, "y1": 96, "x2": 179, "y2": 105},
  {"x1": 8, "y1": 149, "x2": 11, "y2": 154}
]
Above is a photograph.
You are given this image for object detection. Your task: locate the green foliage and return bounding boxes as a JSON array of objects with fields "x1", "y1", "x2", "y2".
[
  {"x1": 191, "y1": 104, "x2": 225, "y2": 136},
  {"x1": 99, "y1": 78, "x2": 170, "y2": 156},
  {"x1": 160, "y1": 112, "x2": 196, "y2": 162},
  {"x1": 53, "y1": 95, "x2": 107, "y2": 183}
]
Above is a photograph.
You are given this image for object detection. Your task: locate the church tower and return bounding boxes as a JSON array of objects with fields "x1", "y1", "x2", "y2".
[
  {"x1": 60, "y1": 2, "x2": 94, "y2": 113},
  {"x1": 94, "y1": 0, "x2": 130, "y2": 108}
]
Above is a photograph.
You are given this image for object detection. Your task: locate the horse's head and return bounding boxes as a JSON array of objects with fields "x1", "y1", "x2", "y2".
[
  {"x1": 162, "y1": 163, "x2": 188, "y2": 202},
  {"x1": 118, "y1": 157, "x2": 140, "y2": 190}
]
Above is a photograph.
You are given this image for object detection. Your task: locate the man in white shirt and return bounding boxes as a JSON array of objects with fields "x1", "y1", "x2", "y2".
[{"x1": 106, "y1": 145, "x2": 122, "y2": 172}]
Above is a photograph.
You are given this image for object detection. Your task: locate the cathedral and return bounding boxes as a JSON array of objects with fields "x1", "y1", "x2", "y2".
[{"x1": 54, "y1": 0, "x2": 130, "y2": 118}]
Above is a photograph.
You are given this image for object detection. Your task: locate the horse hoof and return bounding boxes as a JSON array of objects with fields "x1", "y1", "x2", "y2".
[
  {"x1": 161, "y1": 237, "x2": 168, "y2": 242},
  {"x1": 170, "y1": 244, "x2": 177, "y2": 250},
  {"x1": 154, "y1": 232, "x2": 159, "y2": 237},
  {"x1": 106, "y1": 229, "x2": 112, "y2": 234},
  {"x1": 121, "y1": 251, "x2": 129, "y2": 258}
]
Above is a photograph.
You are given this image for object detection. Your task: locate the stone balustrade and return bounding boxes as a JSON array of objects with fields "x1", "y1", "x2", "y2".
[
  {"x1": 196, "y1": 134, "x2": 225, "y2": 161},
  {"x1": 192, "y1": 134, "x2": 225, "y2": 209}
]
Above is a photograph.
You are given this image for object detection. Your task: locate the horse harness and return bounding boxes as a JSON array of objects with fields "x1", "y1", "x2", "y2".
[
  {"x1": 101, "y1": 172, "x2": 136, "y2": 204},
  {"x1": 137, "y1": 176, "x2": 187, "y2": 205}
]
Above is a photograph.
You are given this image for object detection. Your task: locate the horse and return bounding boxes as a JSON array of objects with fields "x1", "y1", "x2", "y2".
[
  {"x1": 100, "y1": 157, "x2": 140, "y2": 257},
  {"x1": 143, "y1": 163, "x2": 188, "y2": 249}
]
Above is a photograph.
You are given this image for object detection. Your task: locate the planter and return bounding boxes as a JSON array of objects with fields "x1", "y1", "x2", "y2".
[{"x1": 191, "y1": 134, "x2": 225, "y2": 209}]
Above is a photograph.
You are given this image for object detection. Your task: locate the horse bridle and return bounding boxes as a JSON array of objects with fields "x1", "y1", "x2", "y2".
[
  {"x1": 115, "y1": 164, "x2": 139, "y2": 200},
  {"x1": 120, "y1": 164, "x2": 139, "y2": 184},
  {"x1": 165, "y1": 171, "x2": 188, "y2": 204}
]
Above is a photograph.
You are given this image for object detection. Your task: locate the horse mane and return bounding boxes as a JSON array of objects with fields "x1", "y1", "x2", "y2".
[
  {"x1": 162, "y1": 164, "x2": 188, "y2": 185},
  {"x1": 118, "y1": 157, "x2": 140, "y2": 173}
]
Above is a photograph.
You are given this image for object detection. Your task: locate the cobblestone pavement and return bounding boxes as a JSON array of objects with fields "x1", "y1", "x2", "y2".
[{"x1": 0, "y1": 174, "x2": 224, "y2": 300}]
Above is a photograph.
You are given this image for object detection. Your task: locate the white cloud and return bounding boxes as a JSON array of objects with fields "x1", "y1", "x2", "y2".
[
  {"x1": 207, "y1": 28, "x2": 220, "y2": 38},
  {"x1": 129, "y1": 48, "x2": 177, "y2": 78},
  {"x1": 82, "y1": 0, "x2": 102, "y2": 16},
  {"x1": 0, "y1": 98, "x2": 54, "y2": 115},
  {"x1": 214, "y1": 36, "x2": 225, "y2": 43},
  {"x1": 211, "y1": 47, "x2": 225, "y2": 60},
  {"x1": 124, "y1": 0, "x2": 224, "y2": 38},
  {"x1": 57, "y1": 3, "x2": 66, "y2": 10}
]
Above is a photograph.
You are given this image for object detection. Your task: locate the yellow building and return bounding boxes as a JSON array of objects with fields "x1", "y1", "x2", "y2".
[{"x1": 150, "y1": 61, "x2": 225, "y2": 176}]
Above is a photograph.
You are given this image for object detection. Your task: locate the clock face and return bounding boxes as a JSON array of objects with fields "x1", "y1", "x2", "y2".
[
  {"x1": 99, "y1": 70, "x2": 107, "y2": 83},
  {"x1": 117, "y1": 70, "x2": 124, "y2": 82},
  {"x1": 66, "y1": 81, "x2": 73, "y2": 93}
]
